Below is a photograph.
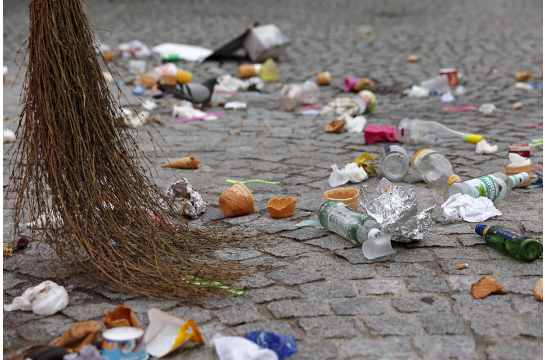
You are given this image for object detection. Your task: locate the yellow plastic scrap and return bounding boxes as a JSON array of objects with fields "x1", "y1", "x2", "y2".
[
  {"x1": 3, "y1": 243, "x2": 13, "y2": 257},
  {"x1": 350, "y1": 152, "x2": 377, "y2": 175}
]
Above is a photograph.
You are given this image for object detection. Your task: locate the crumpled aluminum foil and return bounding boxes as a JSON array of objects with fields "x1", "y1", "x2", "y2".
[
  {"x1": 164, "y1": 178, "x2": 207, "y2": 219},
  {"x1": 359, "y1": 178, "x2": 434, "y2": 242}
]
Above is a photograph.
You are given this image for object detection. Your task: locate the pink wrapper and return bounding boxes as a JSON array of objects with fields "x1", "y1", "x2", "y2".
[
  {"x1": 343, "y1": 77, "x2": 360, "y2": 93},
  {"x1": 364, "y1": 125, "x2": 398, "y2": 144}
]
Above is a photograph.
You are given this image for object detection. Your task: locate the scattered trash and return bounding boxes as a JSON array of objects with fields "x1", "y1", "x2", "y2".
[
  {"x1": 64, "y1": 345, "x2": 103, "y2": 360},
  {"x1": 52, "y1": 321, "x2": 102, "y2": 351},
  {"x1": 344, "y1": 115, "x2": 367, "y2": 133},
  {"x1": 3, "y1": 115, "x2": 8, "y2": 120},
  {"x1": 244, "y1": 331, "x2": 297, "y2": 360},
  {"x1": 379, "y1": 145, "x2": 410, "y2": 181},
  {"x1": 508, "y1": 143, "x2": 531, "y2": 157},
  {"x1": 407, "y1": 54, "x2": 419, "y2": 62},
  {"x1": 17, "y1": 237, "x2": 29, "y2": 250},
  {"x1": 442, "y1": 194, "x2": 502, "y2": 222},
  {"x1": 479, "y1": 103, "x2": 496, "y2": 115},
  {"x1": 443, "y1": 106, "x2": 477, "y2": 112},
  {"x1": 512, "y1": 102, "x2": 523, "y2": 110},
  {"x1": 219, "y1": 182, "x2": 254, "y2": 217},
  {"x1": 172, "y1": 101, "x2": 217, "y2": 121},
  {"x1": 152, "y1": 42, "x2": 213, "y2": 63},
  {"x1": 103, "y1": 72, "x2": 114, "y2": 82},
  {"x1": 396, "y1": 118, "x2": 483, "y2": 145},
  {"x1": 421, "y1": 75, "x2": 450, "y2": 94},
  {"x1": 475, "y1": 224, "x2": 543, "y2": 261},
  {"x1": 141, "y1": 99, "x2": 157, "y2": 111},
  {"x1": 122, "y1": 108, "x2": 149, "y2": 128},
  {"x1": 118, "y1": 40, "x2": 151, "y2": 58},
  {"x1": 224, "y1": 101, "x2": 247, "y2": 109},
  {"x1": 407, "y1": 85, "x2": 430, "y2": 98},
  {"x1": 439, "y1": 68, "x2": 459, "y2": 86},
  {"x1": 343, "y1": 77, "x2": 375, "y2": 92},
  {"x1": 515, "y1": 82, "x2": 533, "y2": 90},
  {"x1": 145, "y1": 308, "x2": 204, "y2": 358},
  {"x1": 176, "y1": 111, "x2": 225, "y2": 124},
  {"x1": 181, "y1": 275, "x2": 243, "y2": 295},
  {"x1": 325, "y1": 119, "x2": 346, "y2": 133},
  {"x1": 358, "y1": 25, "x2": 375, "y2": 37},
  {"x1": 506, "y1": 153, "x2": 532, "y2": 187},
  {"x1": 4, "y1": 280, "x2": 69, "y2": 315},
  {"x1": 515, "y1": 72, "x2": 532, "y2": 82},
  {"x1": 103, "y1": 305, "x2": 139, "y2": 329},
  {"x1": 350, "y1": 152, "x2": 376, "y2": 175},
  {"x1": 268, "y1": 197, "x2": 297, "y2": 218},
  {"x1": 445, "y1": 172, "x2": 529, "y2": 202},
  {"x1": 412, "y1": 148, "x2": 459, "y2": 187},
  {"x1": 226, "y1": 179, "x2": 280, "y2": 185},
  {"x1": 213, "y1": 335, "x2": 278, "y2": 360},
  {"x1": 534, "y1": 278, "x2": 543, "y2": 302},
  {"x1": 475, "y1": 139, "x2": 498, "y2": 154},
  {"x1": 322, "y1": 90, "x2": 376, "y2": 118},
  {"x1": 364, "y1": 124, "x2": 397, "y2": 144},
  {"x1": 323, "y1": 187, "x2": 360, "y2": 210},
  {"x1": 440, "y1": 91, "x2": 455, "y2": 103},
  {"x1": 132, "y1": 85, "x2": 147, "y2": 95},
  {"x1": 281, "y1": 81, "x2": 319, "y2": 111},
  {"x1": 216, "y1": 74, "x2": 264, "y2": 92},
  {"x1": 457, "y1": 263, "x2": 468, "y2": 270},
  {"x1": 3, "y1": 129, "x2": 15, "y2": 143},
  {"x1": 101, "y1": 327, "x2": 146, "y2": 360},
  {"x1": 316, "y1": 71, "x2": 331, "y2": 86},
  {"x1": 329, "y1": 163, "x2": 368, "y2": 187},
  {"x1": 165, "y1": 179, "x2": 207, "y2": 219},
  {"x1": 128, "y1": 60, "x2": 146, "y2": 75},
  {"x1": 3, "y1": 243, "x2": 13, "y2": 257},
  {"x1": 161, "y1": 156, "x2": 201, "y2": 169},
  {"x1": 102, "y1": 50, "x2": 115, "y2": 62},
  {"x1": 471, "y1": 276, "x2": 505, "y2": 299},
  {"x1": 454, "y1": 85, "x2": 467, "y2": 95}
]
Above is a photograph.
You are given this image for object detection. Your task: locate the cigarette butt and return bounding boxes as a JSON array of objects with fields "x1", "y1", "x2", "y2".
[
  {"x1": 235, "y1": 131, "x2": 241, "y2": 135},
  {"x1": 457, "y1": 264, "x2": 468, "y2": 270},
  {"x1": 407, "y1": 54, "x2": 419, "y2": 62},
  {"x1": 382, "y1": 264, "x2": 390, "y2": 268},
  {"x1": 3, "y1": 115, "x2": 8, "y2": 120},
  {"x1": 51, "y1": 275, "x2": 57, "y2": 279},
  {"x1": 512, "y1": 102, "x2": 523, "y2": 110}
]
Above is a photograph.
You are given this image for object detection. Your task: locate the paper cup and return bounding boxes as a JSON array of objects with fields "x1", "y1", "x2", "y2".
[
  {"x1": 102, "y1": 327, "x2": 147, "y2": 360},
  {"x1": 323, "y1": 187, "x2": 359, "y2": 210},
  {"x1": 439, "y1": 68, "x2": 459, "y2": 87},
  {"x1": 128, "y1": 60, "x2": 146, "y2": 75}
]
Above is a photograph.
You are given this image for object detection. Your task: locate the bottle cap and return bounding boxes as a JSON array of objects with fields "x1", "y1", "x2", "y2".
[
  {"x1": 475, "y1": 224, "x2": 488, "y2": 236},
  {"x1": 176, "y1": 70, "x2": 192, "y2": 84},
  {"x1": 463, "y1": 134, "x2": 484, "y2": 144},
  {"x1": 447, "y1": 174, "x2": 461, "y2": 185}
]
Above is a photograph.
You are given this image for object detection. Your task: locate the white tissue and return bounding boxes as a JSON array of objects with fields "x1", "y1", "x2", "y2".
[
  {"x1": 454, "y1": 86, "x2": 467, "y2": 96},
  {"x1": 508, "y1": 153, "x2": 531, "y2": 167},
  {"x1": 172, "y1": 101, "x2": 217, "y2": 121},
  {"x1": 4, "y1": 281, "x2": 69, "y2": 315},
  {"x1": 479, "y1": 103, "x2": 496, "y2": 115},
  {"x1": 407, "y1": 85, "x2": 430, "y2": 98},
  {"x1": 344, "y1": 115, "x2": 367, "y2": 133},
  {"x1": 329, "y1": 164, "x2": 350, "y2": 187},
  {"x1": 3, "y1": 129, "x2": 15, "y2": 143},
  {"x1": 476, "y1": 139, "x2": 498, "y2": 154},
  {"x1": 142, "y1": 99, "x2": 158, "y2": 111},
  {"x1": 441, "y1": 91, "x2": 455, "y2": 103},
  {"x1": 329, "y1": 163, "x2": 368, "y2": 187},
  {"x1": 442, "y1": 193, "x2": 502, "y2": 222},
  {"x1": 213, "y1": 336, "x2": 278, "y2": 360},
  {"x1": 515, "y1": 82, "x2": 533, "y2": 90}
]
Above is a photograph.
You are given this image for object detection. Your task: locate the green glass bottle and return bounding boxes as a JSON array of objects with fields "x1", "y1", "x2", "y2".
[
  {"x1": 318, "y1": 200, "x2": 382, "y2": 246},
  {"x1": 475, "y1": 224, "x2": 543, "y2": 262}
]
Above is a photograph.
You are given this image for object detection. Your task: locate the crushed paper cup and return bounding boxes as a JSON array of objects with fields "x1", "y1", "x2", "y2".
[{"x1": 144, "y1": 308, "x2": 204, "y2": 358}]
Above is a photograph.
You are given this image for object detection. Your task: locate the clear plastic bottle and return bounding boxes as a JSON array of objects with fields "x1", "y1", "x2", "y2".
[
  {"x1": 444, "y1": 172, "x2": 529, "y2": 202},
  {"x1": 412, "y1": 148, "x2": 460, "y2": 187},
  {"x1": 379, "y1": 145, "x2": 411, "y2": 182},
  {"x1": 395, "y1": 118, "x2": 484, "y2": 145},
  {"x1": 280, "y1": 81, "x2": 319, "y2": 111}
]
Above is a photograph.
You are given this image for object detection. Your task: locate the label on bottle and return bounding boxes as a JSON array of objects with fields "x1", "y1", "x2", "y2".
[
  {"x1": 463, "y1": 175, "x2": 500, "y2": 201},
  {"x1": 412, "y1": 148, "x2": 436, "y2": 167},
  {"x1": 508, "y1": 173, "x2": 528, "y2": 187},
  {"x1": 386, "y1": 145, "x2": 409, "y2": 158},
  {"x1": 495, "y1": 227, "x2": 524, "y2": 242}
]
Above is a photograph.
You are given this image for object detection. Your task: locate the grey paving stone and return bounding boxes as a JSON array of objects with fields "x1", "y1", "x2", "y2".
[
  {"x1": 299, "y1": 316, "x2": 360, "y2": 339},
  {"x1": 514, "y1": 296, "x2": 543, "y2": 314},
  {"x1": 376, "y1": 263, "x2": 437, "y2": 277},
  {"x1": 233, "y1": 273, "x2": 276, "y2": 289},
  {"x1": 245, "y1": 286, "x2": 305, "y2": 303},
  {"x1": 417, "y1": 314, "x2": 466, "y2": 334},
  {"x1": 235, "y1": 321, "x2": 302, "y2": 340},
  {"x1": 521, "y1": 313, "x2": 543, "y2": 337},
  {"x1": 439, "y1": 259, "x2": 494, "y2": 275},
  {"x1": 414, "y1": 336, "x2": 477, "y2": 359},
  {"x1": 452, "y1": 293, "x2": 512, "y2": 314},
  {"x1": 446, "y1": 276, "x2": 483, "y2": 292},
  {"x1": 458, "y1": 234, "x2": 486, "y2": 246},
  {"x1": 486, "y1": 339, "x2": 543, "y2": 360},
  {"x1": 317, "y1": 265, "x2": 375, "y2": 280},
  {"x1": 280, "y1": 228, "x2": 328, "y2": 241},
  {"x1": 432, "y1": 224, "x2": 476, "y2": 235},
  {"x1": 203, "y1": 295, "x2": 244, "y2": 309},
  {"x1": 95, "y1": 288, "x2": 136, "y2": 301},
  {"x1": 364, "y1": 315, "x2": 419, "y2": 336},
  {"x1": 198, "y1": 321, "x2": 236, "y2": 344},
  {"x1": 3, "y1": 273, "x2": 27, "y2": 290},
  {"x1": 334, "y1": 248, "x2": 390, "y2": 264},
  {"x1": 432, "y1": 248, "x2": 487, "y2": 260},
  {"x1": 240, "y1": 255, "x2": 289, "y2": 268},
  {"x1": 295, "y1": 252, "x2": 341, "y2": 267},
  {"x1": 299, "y1": 282, "x2": 356, "y2": 299},
  {"x1": 214, "y1": 248, "x2": 262, "y2": 261},
  {"x1": 18, "y1": 316, "x2": 75, "y2": 344},
  {"x1": 306, "y1": 235, "x2": 356, "y2": 251},
  {"x1": 3, "y1": 311, "x2": 46, "y2": 328},
  {"x1": 499, "y1": 276, "x2": 542, "y2": 295},
  {"x1": 167, "y1": 307, "x2": 212, "y2": 323},
  {"x1": 266, "y1": 267, "x2": 324, "y2": 286},
  {"x1": 469, "y1": 313, "x2": 520, "y2": 336},
  {"x1": 523, "y1": 221, "x2": 543, "y2": 234},
  {"x1": 494, "y1": 259, "x2": 543, "y2": 276},
  {"x1": 405, "y1": 277, "x2": 450, "y2": 292},
  {"x1": 391, "y1": 249, "x2": 434, "y2": 263},
  {"x1": 62, "y1": 303, "x2": 116, "y2": 322},
  {"x1": 267, "y1": 300, "x2": 331, "y2": 319},
  {"x1": 289, "y1": 341, "x2": 337, "y2": 360},
  {"x1": 357, "y1": 280, "x2": 403, "y2": 295},
  {"x1": 391, "y1": 295, "x2": 448, "y2": 313},
  {"x1": 123, "y1": 299, "x2": 177, "y2": 313},
  {"x1": 406, "y1": 234, "x2": 456, "y2": 248},
  {"x1": 215, "y1": 302, "x2": 266, "y2": 326},
  {"x1": 262, "y1": 242, "x2": 315, "y2": 257},
  {"x1": 340, "y1": 337, "x2": 413, "y2": 360},
  {"x1": 330, "y1": 297, "x2": 385, "y2": 316}
]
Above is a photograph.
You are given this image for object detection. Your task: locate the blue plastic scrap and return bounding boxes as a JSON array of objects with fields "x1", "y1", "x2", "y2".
[
  {"x1": 244, "y1": 331, "x2": 297, "y2": 360},
  {"x1": 132, "y1": 85, "x2": 147, "y2": 95}
]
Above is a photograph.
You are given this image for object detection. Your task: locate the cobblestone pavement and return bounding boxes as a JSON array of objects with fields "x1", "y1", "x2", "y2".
[{"x1": 3, "y1": 0, "x2": 544, "y2": 359}]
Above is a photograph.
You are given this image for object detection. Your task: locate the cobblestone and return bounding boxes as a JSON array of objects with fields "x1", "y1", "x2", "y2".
[
  {"x1": 357, "y1": 280, "x2": 403, "y2": 295},
  {"x1": 469, "y1": 313, "x2": 520, "y2": 336},
  {"x1": 330, "y1": 297, "x2": 385, "y2": 316},
  {"x1": 452, "y1": 293, "x2": 512, "y2": 314},
  {"x1": 215, "y1": 303, "x2": 266, "y2": 326},
  {"x1": 299, "y1": 282, "x2": 356, "y2": 299},
  {"x1": 245, "y1": 286, "x2": 305, "y2": 303},
  {"x1": 405, "y1": 277, "x2": 450, "y2": 293},
  {"x1": 299, "y1": 316, "x2": 360, "y2": 339},
  {"x1": 414, "y1": 336, "x2": 477, "y2": 359},
  {"x1": 364, "y1": 315, "x2": 419, "y2": 336},
  {"x1": 266, "y1": 267, "x2": 324, "y2": 286},
  {"x1": 417, "y1": 314, "x2": 465, "y2": 334},
  {"x1": 267, "y1": 299, "x2": 331, "y2": 319},
  {"x1": 391, "y1": 295, "x2": 448, "y2": 313},
  {"x1": 340, "y1": 337, "x2": 413, "y2": 360}
]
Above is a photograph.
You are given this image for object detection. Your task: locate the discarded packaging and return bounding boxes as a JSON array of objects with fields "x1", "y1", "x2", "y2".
[
  {"x1": 441, "y1": 91, "x2": 454, "y2": 103},
  {"x1": 344, "y1": 77, "x2": 375, "y2": 92},
  {"x1": 364, "y1": 124, "x2": 397, "y2": 144},
  {"x1": 118, "y1": 40, "x2": 152, "y2": 58},
  {"x1": 344, "y1": 115, "x2": 367, "y2": 133},
  {"x1": 3, "y1": 243, "x2": 13, "y2": 257},
  {"x1": 244, "y1": 331, "x2": 297, "y2": 360},
  {"x1": 454, "y1": 85, "x2": 467, "y2": 95},
  {"x1": 103, "y1": 305, "x2": 139, "y2": 329},
  {"x1": 165, "y1": 179, "x2": 207, "y2": 219},
  {"x1": 102, "y1": 50, "x2": 115, "y2": 62},
  {"x1": 160, "y1": 74, "x2": 177, "y2": 86},
  {"x1": 512, "y1": 102, "x2": 523, "y2": 110},
  {"x1": 213, "y1": 335, "x2": 278, "y2": 360},
  {"x1": 4, "y1": 280, "x2": 69, "y2": 315},
  {"x1": 103, "y1": 72, "x2": 114, "y2": 83},
  {"x1": 407, "y1": 85, "x2": 430, "y2": 98},
  {"x1": 219, "y1": 182, "x2": 255, "y2": 217},
  {"x1": 144, "y1": 308, "x2": 204, "y2": 358},
  {"x1": 471, "y1": 276, "x2": 505, "y2": 299},
  {"x1": 323, "y1": 187, "x2": 360, "y2": 210},
  {"x1": 478, "y1": 103, "x2": 496, "y2": 115},
  {"x1": 152, "y1": 43, "x2": 213, "y2": 63},
  {"x1": 101, "y1": 327, "x2": 146, "y2": 360},
  {"x1": 52, "y1": 321, "x2": 102, "y2": 351},
  {"x1": 244, "y1": 24, "x2": 291, "y2": 62},
  {"x1": 267, "y1": 197, "x2": 297, "y2": 218},
  {"x1": 238, "y1": 64, "x2": 260, "y2": 78},
  {"x1": 396, "y1": 118, "x2": 483, "y2": 145},
  {"x1": 316, "y1": 71, "x2": 331, "y2": 86},
  {"x1": 128, "y1": 60, "x2": 146, "y2": 75},
  {"x1": 329, "y1": 163, "x2": 368, "y2": 188},
  {"x1": 515, "y1": 72, "x2": 532, "y2": 81},
  {"x1": 161, "y1": 156, "x2": 201, "y2": 169},
  {"x1": 379, "y1": 145, "x2": 410, "y2": 181},
  {"x1": 64, "y1": 345, "x2": 103, "y2": 360},
  {"x1": 421, "y1": 75, "x2": 450, "y2": 94},
  {"x1": 280, "y1": 81, "x2": 319, "y2": 111},
  {"x1": 3, "y1": 129, "x2": 15, "y2": 143},
  {"x1": 325, "y1": 119, "x2": 346, "y2": 133},
  {"x1": 172, "y1": 101, "x2": 217, "y2": 121},
  {"x1": 439, "y1": 68, "x2": 459, "y2": 86},
  {"x1": 225, "y1": 101, "x2": 247, "y2": 109},
  {"x1": 442, "y1": 194, "x2": 502, "y2": 222},
  {"x1": 445, "y1": 172, "x2": 529, "y2": 202},
  {"x1": 475, "y1": 224, "x2": 543, "y2": 262},
  {"x1": 476, "y1": 139, "x2": 498, "y2": 154},
  {"x1": 534, "y1": 278, "x2": 543, "y2": 302},
  {"x1": 506, "y1": 154, "x2": 532, "y2": 187},
  {"x1": 322, "y1": 91, "x2": 376, "y2": 118},
  {"x1": 412, "y1": 148, "x2": 459, "y2": 187}
]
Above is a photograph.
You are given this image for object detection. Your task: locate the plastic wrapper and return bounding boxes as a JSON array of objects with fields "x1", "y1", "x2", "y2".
[
  {"x1": 165, "y1": 179, "x2": 207, "y2": 219},
  {"x1": 4, "y1": 280, "x2": 69, "y2": 315},
  {"x1": 359, "y1": 178, "x2": 434, "y2": 242}
]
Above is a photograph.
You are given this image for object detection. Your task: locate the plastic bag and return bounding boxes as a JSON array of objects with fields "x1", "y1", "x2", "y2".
[
  {"x1": 4, "y1": 281, "x2": 69, "y2": 315},
  {"x1": 213, "y1": 336, "x2": 278, "y2": 360},
  {"x1": 244, "y1": 331, "x2": 297, "y2": 360}
]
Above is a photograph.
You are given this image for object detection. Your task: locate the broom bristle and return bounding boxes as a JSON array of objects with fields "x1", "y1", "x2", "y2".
[{"x1": 6, "y1": 0, "x2": 248, "y2": 301}]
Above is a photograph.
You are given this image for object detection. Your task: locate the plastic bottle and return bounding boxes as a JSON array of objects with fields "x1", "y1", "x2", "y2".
[
  {"x1": 395, "y1": 118, "x2": 484, "y2": 145},
  {"x1": 379, "y1": 145, "x2": 411, "y2": 181},
  {"x1": 420, "y1": 75, "x2": 450, "y2": 94},
  {"x1": 444, "y1": 172, "x2": 529, "y2": 202},
  {"x1": 475, "y1": 224, "x2": 543, "y2": 261},
  {"x1": 412, "y1": 148, "x2": 460, "y2": 187},
  {"x1": 280, "y1": 81, "x2": 319, "y2": 111}
]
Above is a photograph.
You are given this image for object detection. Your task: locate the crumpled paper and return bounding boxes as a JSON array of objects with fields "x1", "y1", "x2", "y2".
[
  {"x1": 172, "y1": 101, "x2": 217, "y2": 121},
  {"x1": 4, "y1": 281, "x2": 69, "y2": 315},
  {"x1": 165, "y1": 179, "x2": 207, "y2": 219},
  {"x1": 122, "y1": 108, "x2": 150, "y2": 128},
  {"x1": 213, "y1": 335, "x2": 278, "y2": 360},
  {"x1": 442, "y1": 193, "x2": 502, "y2": 222},
  {"x1": 476, "y1": 139, "x2": 498, "y2": 154},
  {"x1": 329, "y1": 163, "x2": 368, "y2": 187},
  {"x1": 479, "y1": 103, "x2": 496, "y2": 115},
  {"x1": 216, "y1": 75, "x2": 264, "y2": 92},
  {"x1": 407, "y1": 85, "x2": 430, "y2": 98},
  {"x1": 508, "y1": 153, "x2": 531, "y2": 166},
  {"x1": 322, "y1": 97, "x2": 366, "y2": 118},
  {"x1": 225, "y1": 101, "x2": 247, "y2": 109},
  {"x1": 118, "y1": 40, "x2": 151, "y2": 58},
  {"x1": 3, "y1": 129, "x2": 15, "y2": 143},
  {"x1": 359, "y1": 178, "x2": 435, "y2": 242},
  {"x1": 344, "y1": 115, "x2": 367, "y2": 133},
  {"x1": 441, "y1": 91, "x2": 455, "y2": 103}
]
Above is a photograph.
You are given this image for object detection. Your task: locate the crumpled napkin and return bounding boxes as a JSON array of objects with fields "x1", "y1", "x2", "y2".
[
  {"x1": 476, "y1": 139, "x2": 498, "y2": 154},
  {"x1": 508, "y1": 153, "x2": 531, "y2": 166},
  {"x1": 442, "y1": 193, "x2": 502, "y2": 222},
  {"x1": 4, "y1": 281, "x2": 69, "y2": 315},
  {"x1": 329, "y1": 163, "x2": 368, "y2": 187},
  {"x1": 172, "y1": 101, "x2": 217, "y2": 121},
  {"x1": 441, "y1": 91, "x2": 455, "y2": 103},
  {"x1": 216, "y1": 75, "x2": 264, "y2": 92},
  {"x1": 213, "y1": 335, "x2": 278, "y2": 360},
  {"x1": 407, "y1": 85, "x2": 430, "y2": 98},
  {"x1": 322, "y1": 97, "x2": 366, "y2": 118},
  {"x1": 479, "y1": 103, "x2": 496, "y2": 115},
  {"x1": 344, "y1": 115, "x2": 367, "y2": 133}
]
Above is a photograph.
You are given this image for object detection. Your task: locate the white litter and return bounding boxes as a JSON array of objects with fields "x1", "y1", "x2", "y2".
[
  {"x1": 407, "y1": 85, "x2": 430, "y2": 98},
  {"x1": 4, "y1": 281, "x2": 69, "y2": 315},
  {"x1": 224, "y1": 101, "x2": 247, "y2": 110},
  {"x1": 118, "y1": 40, "x2": 152, "y2": 58},
  {"x1": 508, "y1": 153, "x2": 531, "y2": 167},
  {"x1": 3, "y1": 129, "x2": 15, "y2": 143},
  {"x1": 441, "y1": 91, "x2": 455, "y2": 103},
  {"x1": 344, "y1": 115, "x2": 367, "y2": 133},
  {"x1": 213, "y1": 335, "x2": 278, "y2": 360},
  {"x1": 479, "y1": 103, "x2": 496, "y2": 115},
  {"x1": 329, "y1": 163, "x2": 368, "y2": 187},
  {"x1": 515, "y1": 82, "x2": 533, "y2": 90},
  {"x1": 476, "y1": 139, "x2": 498, "y2": 154},
  {"x1": 322, "y1": 97, "x2": 366, "y2": 118},
  {"x1": 454, "y1": 86, "x2": 467, "y2": 96},
  {"x1": 172, "y1": 101, "x2": 217, "y2": 121},
  {"x1": 151, "y1": 43, "x2": 213, "y2": 63},
  {"x1": 142, "y1": 100, "x2": 158, "y2": 111},
  {"x1": 442, "y1": 193, "x2": 502, "y2": 222}
]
